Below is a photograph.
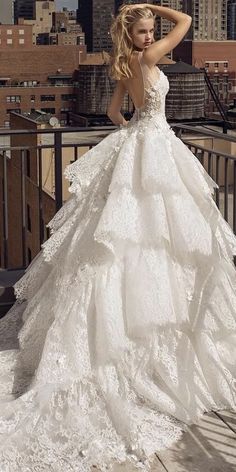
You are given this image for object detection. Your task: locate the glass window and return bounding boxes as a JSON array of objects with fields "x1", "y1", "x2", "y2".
[
  {"x1": 7, "y1": 29, "x2": 12, "y2": 35},
  {"x1": 7, "y1": 38, "x2": 13, "y2": 44},
  {"x1": 41, "y1": 95, "x2": 55, "y2": 102},
  {"x1": 19, "y1": 38, "x2": 25, "y2": 44},
  {"x1": 6, "y1": 96, "x2": 21, "y2": 103},
  {"x1": 19, "y1": 29, "x2": 25, "y2": 35}
]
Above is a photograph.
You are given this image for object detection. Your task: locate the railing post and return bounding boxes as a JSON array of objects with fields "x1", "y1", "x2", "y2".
[
  {"x1": 234, "y1": 161, "x2": 236, "y2": 234},
  {"x1": 2, "y1": 151, "x2": 8, "y2": 267},
  {"x1": 38, "y1": 148, "x2": 44, "y2": 246},
  {"x1": 224, "y1": 158, "x2": 229, "y2": 222},
  {"x1": 54, "y1": 131, "x2": 63, "y2": 211},
  {"x1": 21, "y1": 150, "x2": 27, "y2": 267}
]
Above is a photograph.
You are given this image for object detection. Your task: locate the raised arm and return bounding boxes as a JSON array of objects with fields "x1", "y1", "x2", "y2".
[
  {"x1": 107, "y1": 80, "x2": 128, "y2": 126},
  {"x1": 141, "y1": 3, "x2": 192, "y2": 66}
]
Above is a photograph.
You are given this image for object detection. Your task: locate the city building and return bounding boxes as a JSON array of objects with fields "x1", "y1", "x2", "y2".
[
  {"x1": 227, "y1": 0, "x2": 236, "y2": 40},
  {"x1": 0, "y1": 0, "x2": 14, "y2": 24},
  {"x1": 192, "y1": 0, "x2": 227, "y2": 41},
  {"x1": 0, "y1": 111, "x2": 56, "y2": 267},
  {"x1": 0, "y1": 43, "x2": 86, "y2": 128},
  {"x1": 20, "y1": 0, "x2": 56, "y2": 44},
  {"x1": 174, "y1": 40, "x2": 236, "y2": 119},
  {"x1": 77, "y1": 0, "x2": 114, "y2": 52},
  {"x1": 0, "y1": 110, "x2": 109, "y2": 268},
  {"x1": 193, "y1": 41, "x2": 236, "y2": 118},
  {"x1": 0, "y1": 23, "x2": 33, "y2": 48},
  {"x1": 14, "y1": 0, "x2": 36, "y2": 22},
  {"x1": 43, "y1": 10, "x2": 85, "y2": 45},
  {"x1": 42, "y1": 28, "x2": 85, "y2": 46}
]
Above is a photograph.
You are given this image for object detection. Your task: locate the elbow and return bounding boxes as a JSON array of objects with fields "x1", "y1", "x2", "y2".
[
  {"x1": 107, "y1": 110, "x2": 112, "y2": 120},
  {"x1": 107, "y1": 107, "x2": 112, "y2": 119},
  {"x1": 107, "y1": 109, "x2": 116, "y2": 123},
  {"x1": 185, "y1": 14, "x2": 192, "y2": 24}
]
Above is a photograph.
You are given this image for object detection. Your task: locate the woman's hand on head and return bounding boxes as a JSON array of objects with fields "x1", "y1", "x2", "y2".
[{"x1": 119, "y1": 3, "x2": 147, "y2": 12}]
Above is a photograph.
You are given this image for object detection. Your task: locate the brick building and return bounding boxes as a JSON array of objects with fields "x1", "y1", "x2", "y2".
[
  {"x1": 0, "y1": 44, "x2": 86, "y2": 128},
  {"x1": 0, "y1": 112, "x2": 56, "y2": 268},
  {"x1": 0, "y1": 24, "x2": 33, "y2": 48},
  {"x1": 193, "y1": 41, "x2": 236, "y2": 115},
  {"x1": 174, "y1": 40, "x2": 236, "y2": 117}
]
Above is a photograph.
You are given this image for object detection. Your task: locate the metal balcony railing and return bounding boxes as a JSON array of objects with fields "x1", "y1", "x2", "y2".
[{"x1": 0, "y1": 123, "x2": 236, "y2": 272}]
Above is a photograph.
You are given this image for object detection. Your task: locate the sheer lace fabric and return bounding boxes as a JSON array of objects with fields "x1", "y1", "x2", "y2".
[{"x1": 0, "y1": 58, "x2": 236, "y2": 472}]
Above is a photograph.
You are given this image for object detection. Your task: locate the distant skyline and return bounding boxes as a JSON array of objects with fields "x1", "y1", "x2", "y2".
[{"x1": 55, "y1": 0, "x2": 77, "y2": 10}]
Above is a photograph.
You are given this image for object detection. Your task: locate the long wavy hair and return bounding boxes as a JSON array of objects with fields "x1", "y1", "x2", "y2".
[{"x1": 109, "y1": 5, "x2": 155, "y2": 80}]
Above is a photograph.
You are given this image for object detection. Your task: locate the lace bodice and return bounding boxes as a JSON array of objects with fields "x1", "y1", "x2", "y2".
[
  {"x1": 128, "y1": 53, "x2": 170, "y2": 128},
  {"x1": 136, "y1": 69, "x2": 168, "y2": 119}
]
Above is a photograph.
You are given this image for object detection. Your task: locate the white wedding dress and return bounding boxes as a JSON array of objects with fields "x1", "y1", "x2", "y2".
[{"x1": 0, "y1": 52, "x2": 236, "y2": 471}]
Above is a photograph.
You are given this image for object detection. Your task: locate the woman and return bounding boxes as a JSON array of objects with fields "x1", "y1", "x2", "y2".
[{"x1": 0, "y1": 3, "x2": 236, "y2": 471}]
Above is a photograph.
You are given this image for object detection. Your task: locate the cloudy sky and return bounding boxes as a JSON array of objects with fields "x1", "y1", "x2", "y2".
[{"x1": 55, "y1": 0, "x2": 78, "y2": 10}]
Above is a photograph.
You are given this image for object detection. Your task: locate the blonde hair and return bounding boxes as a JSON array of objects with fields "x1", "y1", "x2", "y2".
[{"x1": 109, "y1": 5, "x2": 155, "y2": 80}]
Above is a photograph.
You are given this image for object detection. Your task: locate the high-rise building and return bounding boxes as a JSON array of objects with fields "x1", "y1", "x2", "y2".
[
  {"x1": 14, "y1": 0, "x2": 55, "y2": 24},
  {"x1": 192, "y1": 0, "x2": 227, "y2": 41},
  {"x1": 0, "y1": 0, "x2": 14, "y2": 24},
  {"x1": 21, "y1": 0, "x2": 56, "y2": 44},
  {"x1": 14, "y1": 0, "x2": 36, "y2": 22},
  {"x1": 155, "y1": 1, "x2": 185, "y2": 38},
  {"x1": 227, "y1": 0, "x2": 236, "y2": 40},
  {"x1": 78, "y1": 0, "x2": 115, "y2": 52}
]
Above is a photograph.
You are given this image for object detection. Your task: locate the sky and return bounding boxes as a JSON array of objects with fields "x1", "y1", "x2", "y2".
[{"x1": 55, "y1": 0, "x2": 78, "y2": 11}]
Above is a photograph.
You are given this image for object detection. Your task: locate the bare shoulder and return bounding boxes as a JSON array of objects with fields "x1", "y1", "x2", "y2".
[{"x1": 142, "y1": 15, "x2": 192, "y2": 67}]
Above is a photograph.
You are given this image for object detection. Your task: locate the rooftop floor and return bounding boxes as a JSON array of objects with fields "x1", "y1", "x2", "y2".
[{"x1": 108, "y1": 410, "x2": 236, "y2": 471}]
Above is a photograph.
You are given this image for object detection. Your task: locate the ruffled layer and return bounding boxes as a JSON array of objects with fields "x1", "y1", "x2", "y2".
[{"x1": 0, "y1": 121, "x2": 236, "y2": 471}]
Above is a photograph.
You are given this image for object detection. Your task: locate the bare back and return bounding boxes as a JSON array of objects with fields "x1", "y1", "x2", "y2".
[{"x1": 122, "y1": 51, "x2": 161, "y2": 110}]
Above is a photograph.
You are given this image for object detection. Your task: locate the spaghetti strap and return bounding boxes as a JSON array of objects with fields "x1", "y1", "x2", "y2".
[
  {"x1": 138, "y1": 51, "x2": 161, "y2": 89},
  {"x1": 125, "y1": 51, "x2": 161, "y2": 113}
]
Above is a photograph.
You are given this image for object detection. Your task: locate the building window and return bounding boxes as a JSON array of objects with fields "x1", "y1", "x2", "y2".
[
  {"x1": 19, "y1": 29, "x2": 25, "y2": 35},
  {"x1": 41, "y1": 108, "x2": 56, "y2": 114},
  {"x1": 214, "y1": 62, "x2": 219, "y2": 68},
  {"x1": 224, "y1": 62, "x2": 228, "y2": 68},
  {"x1": 60, "y1": 107, "x2": 72, "y2": 112},
  {"x1": 21, "y1": 80, "x2": 38, "y2": 87},
  {"x1": 61, "y1": 94, "x2": 76, "y2": 101},
  {"x1": 31, "y1": 95, "x2": 35, "y2": 102},
  {"x1": 7, "y1": 39, "x2": 13, "y2": 44},
  {"x1": 27, "y1": 204, "x2": 31, "y2": 232},
  {"x1": 7, "y1": 29, "x2": 12, "y2": 35},
  {"x1": 6, "y1": 95, "x2": 21, "y2": 103},
  {"x1": 19, "y1": 38, "x2": 25, "y2": 44},
  {"x1": 4, "y1": 121, "x2": 10, "y2": 128},
  {"x1": 40, "y1": 95, "x2": 55, "y2": 102}
]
